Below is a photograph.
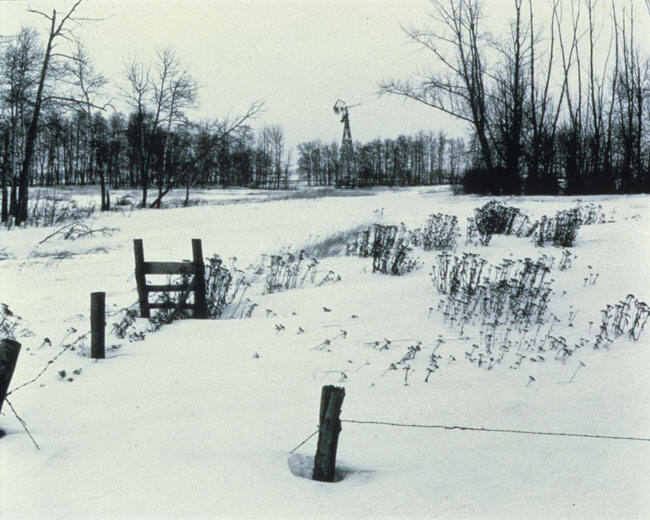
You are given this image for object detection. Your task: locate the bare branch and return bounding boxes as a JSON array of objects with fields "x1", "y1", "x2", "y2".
[
  {"x1": 148, "y1": 100, "x2": 265, "y2": 207},
  {"x1": 41, "y1": 95, "x2": 111, "y2": 111},
  {"x1": 53, "y1": 1, "x2": 84, "y2": 37},
  {"x1": 25, "y1": 9, "x2": 52, "y2": 21}
]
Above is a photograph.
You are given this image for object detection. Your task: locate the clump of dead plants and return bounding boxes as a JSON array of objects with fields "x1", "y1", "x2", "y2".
[
  {"x1": 346, "y1": 224, "x2": 412, "y2": 275},
  {"x1": 346, "y1": 223, "x2": 419, "y2": 275},
  {"x1": 533, "y1": 208, "x2": 581, "y2": 247},
  {"x1": 263, "y1": 251, "x2": 339, "y2": 294},
  {"x1": 466, "y1": 200, "x2": 585, "y2": 248},
  {"x1": 111, "y1": 304, "x2": 145, "y2": 341},
  {"x1": 348, "y1": 213, "x2": 459, "y2": 263},
  {"x1": 420, "y1": 213, "x2": 460, "y2": 251},
  {"x1": 575, "y1": 202, "x2": 607, "y2": 225},
  {"x1": 594, "y1": 294, "x2": 649, "y2": 348},
  {"x1": 205, "y1": 255, "x2": 234, "y2": 318},
  {"x1": 369, "y1": 224, "x2": 418, "y2": 275},
  {"x1": 467, "y1": 200, "x2": 534, "y2": 246},
  {"x1": 431, "y1": 252, "x2": 554, "y2": 329},
  {"x1": 0, "y1": 303, "x2": 28, "y2": 341}
]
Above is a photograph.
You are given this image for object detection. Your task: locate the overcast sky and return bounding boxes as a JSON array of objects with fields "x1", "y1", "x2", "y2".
[{"x1": 3, "y1": 0, "x2": 650, "y2": 152}]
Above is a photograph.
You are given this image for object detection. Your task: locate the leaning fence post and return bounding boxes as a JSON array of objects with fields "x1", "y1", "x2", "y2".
[
  {"x1": 91, "y1": 292, "x2": 106, "y2": 359},
  {"x1": 0, "y1": 338, "x2": 22, "y2": 414},
  {"x1": 133, "y1": 239, "x2": 150, "y2": 318},
  {"x1": 191, "y1": 238, "x2": 208, "y2": 319},
  {"x1": 313, "y1": 385, "x2": 345, "y2": 482}
]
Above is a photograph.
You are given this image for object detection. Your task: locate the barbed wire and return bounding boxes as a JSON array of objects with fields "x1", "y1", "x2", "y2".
[
  {"x1": 341, "y1": 418, "x2": 650, "y2": 443},
  {"x1": 3, "y1": 398, "x2": 39, "y2": 450},
  {"x1": 6, "y1": 330, "x2": 89, "y2": 397}
]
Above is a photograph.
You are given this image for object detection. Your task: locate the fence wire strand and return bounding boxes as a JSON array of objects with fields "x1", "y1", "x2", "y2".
[
  {"x1": 290, "y1": 428, "x2": 319, "y2": 454},
  {"x1": 341, "y1": 419, "x2": 650, "y2": 443},
  {"x1": 6, "y1": 331, "x2": 89, "y2": 397}
]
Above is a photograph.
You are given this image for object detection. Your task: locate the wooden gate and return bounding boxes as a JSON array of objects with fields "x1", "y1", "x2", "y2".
[{"x1": 133, "y1": 238, "x2": 208, "y2": 319}]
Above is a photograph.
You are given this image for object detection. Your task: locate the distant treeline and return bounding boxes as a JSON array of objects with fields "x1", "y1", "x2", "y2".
[
  {"x1": 296, "y1": 132, "x2": 466, "y2": 187},
  {"x1": 1, "y1": 107, "x2": 290, "y2": 193}
]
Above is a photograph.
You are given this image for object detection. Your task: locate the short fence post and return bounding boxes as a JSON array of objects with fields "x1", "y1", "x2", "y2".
[
  {"x1": 91, "y1": 292, "x2": 106, "y2": 359},
  {"x1": 0, "y1": 338, "x2": 22, "y2": 414},
  {"x1": 133, "y1": 239, "x2": 150, "y2": 318},
  {"x1": 313, "y1": 385, "x2": 345, "y2": 482},
  {"x1": 191, "y1": 238, "x2": 208, "y2": 319}
]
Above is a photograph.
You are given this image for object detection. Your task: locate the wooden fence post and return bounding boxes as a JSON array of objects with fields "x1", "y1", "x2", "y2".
[
  {"x1": 313, "y1": 385, "x2": 345, "y2": 482},
  {"x1": 91, "y1": 292, "x2": 106, "y2": 359},
  {"x1": 192, "y1": 239, "x2": 208, "y2": 319},
  {"x1": 133, "y1": 239, "x2": 150, "y2": 318},
  {"x1": 0, "y1": 339, "x2": 22, "y2": 414}
]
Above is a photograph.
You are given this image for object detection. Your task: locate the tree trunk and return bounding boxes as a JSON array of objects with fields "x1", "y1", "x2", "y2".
[
  {"x1": 139, "y1": 111, "x2": 148, "y2": 207},
  {"x1": 100, "y1": 164, "x2": 109, "y2": 211},
  {"x1": 16, "y1": 12, "x2": 56, "y2": 225},
  {"x1": 1, "y1": 130, "x2": 8, "y2": 223}
]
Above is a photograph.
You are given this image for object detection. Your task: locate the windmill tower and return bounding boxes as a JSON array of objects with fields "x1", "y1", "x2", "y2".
[{"x1": 333, "y1": 99, "x2": 359, "y2": 188}]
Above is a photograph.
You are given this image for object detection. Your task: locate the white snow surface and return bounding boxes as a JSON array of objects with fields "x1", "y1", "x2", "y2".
[{"x1": 1, "y1": 186, "x2": 649, "y2": 519}]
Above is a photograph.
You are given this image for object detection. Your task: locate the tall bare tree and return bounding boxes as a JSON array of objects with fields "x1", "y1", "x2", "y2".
[
  {"x1": 123, "y1": 48, "x2": 199, "y2": 208},
  {"x1": 556, "y1": 0, "x2": 587, "y2": 193},
  {"x1": 65, "y1": 39, "x2": 109, "y2": 207},
  {"x1": 490, "y1": 0, "x2": 529, "y2": 192},
  {"x1": 613, "y1": 2, "x2": 647, "y2": 192},
  {"x1": 15, "y1": 0, "x2": 84, "y2": 224},
  {"x1": 124, "y1": 60, "x2": 151, "y2": 207},
  {"x1": 150, "y1": 47, "x2": 198, "y2": 207},
  {"x1": 0, "y1": 27, "x2": 42, "y2": 221},
  {"x1": 380, "y1": 0, "x2": 494, "y2": 173},
  {"x1": 264, "y1": 124, "x2": 285, "y2": 189},
  {"x1": 525, "y1": 0, "x2": 564, "y2": 193},
  {"x1": 149, "y1": 100, "x2": 264, "y2": 207}
]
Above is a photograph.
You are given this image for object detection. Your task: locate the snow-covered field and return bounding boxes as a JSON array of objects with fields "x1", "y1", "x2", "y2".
[{"x1": 1, "y1": 186, "x2": 649, "y2": 519}]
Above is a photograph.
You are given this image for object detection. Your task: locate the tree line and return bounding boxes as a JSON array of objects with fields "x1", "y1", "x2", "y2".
[
  {"x1": 381, "y1": 0, "x2": 650, "y2": 195},
  {"x1": 296, "y1": 132, "x2": 466, "y2": 187}
]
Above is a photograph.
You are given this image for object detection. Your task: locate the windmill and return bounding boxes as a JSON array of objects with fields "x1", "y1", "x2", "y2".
[{"x1": 333, "y1": 99, "x2": 360, "y2": 187}]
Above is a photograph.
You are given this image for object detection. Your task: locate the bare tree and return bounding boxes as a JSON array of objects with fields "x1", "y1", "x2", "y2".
[
  {"x1": 283, "y1": 150, "x2": 292, "y2": 190},
  {"x1": 490, "y1": 0, "x2": 529, "y2": 192},
  {"x1": 613, "y1": 1, "x2": 647, "y2": 192},
  {"x1": 146, "y1": 100, "x2": 264, "y2": 207},
  {"x1": 265, "y1": 124, "x2": 285, "y2": 189},
  {"x1": 582, "y1": 0, "x2": 616, "y2": 192},
  {"x1": 0, "y1": 27, "x2": 42, "y2": 221},
  {"x1": 379, "y1": 0, "x2": 494, "y2": 172},
  {"x1": 123, "y1": 48, "x2": 199, "y2": 208},
  {"x1": 123, "y1": 60, "x2": 151, "y2": 207},
  {"x1": 604, "y1": 1, "x2": 620, "y2": 192},
  {"x1": 65, "y1": 39, "x2": 109, "y2": 208},
  {"x1": 525, "y1": 0, "x2": 565, "y2": 193},
  {"x1": 15, "y1": 0, "x2": 85, "y2": 224},
  {"x1": 149, "y1": 47, "x2": 198, "y2": 207},
  {"x1": 556, "y1": 0, "x2": 587, "y2": 193}
]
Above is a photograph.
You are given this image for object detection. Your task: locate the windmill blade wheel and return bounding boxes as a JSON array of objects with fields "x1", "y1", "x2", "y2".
[{"x1": 333, "y1": 99, "x2": 347, "y2": 115}]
